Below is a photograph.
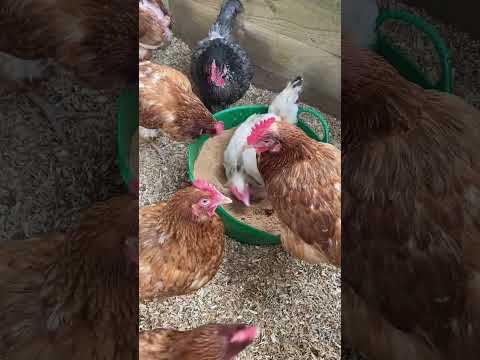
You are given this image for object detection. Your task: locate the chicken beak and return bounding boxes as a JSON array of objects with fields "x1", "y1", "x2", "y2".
[
  {"x1": 214, "y1": 122, "x2": 224, "y2": 136},
  {"x1": 241, "y1": 191, "x2": 251, "y2": 207},
  {"x1": 217, "y1": 194, "x2": 233, "y2": 206}
]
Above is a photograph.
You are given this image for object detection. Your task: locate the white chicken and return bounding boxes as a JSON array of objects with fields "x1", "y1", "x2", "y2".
[
  {"x1": 224, "y1": 76, "x2": 303, "y2": 206},
  {"x1": 224, "y1": 115, "x2": 265, "y2": 206}
]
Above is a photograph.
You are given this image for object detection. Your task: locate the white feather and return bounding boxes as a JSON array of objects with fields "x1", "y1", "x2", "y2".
[
  {"x1": 268, "y1": 78, "x2": 303, "y2": 124},
  {"x1": 224, "y1": 77, "x2": 303, "y2": 204},
  {"x1": 224, "y1": 113, "x2": 264, "y2": 180},
  {"x1": 241, "y1": 147, "x2": 263, "y2": 186},
  {"x1": 139, "y1": 126, "x2": 160, "y2": 140}
]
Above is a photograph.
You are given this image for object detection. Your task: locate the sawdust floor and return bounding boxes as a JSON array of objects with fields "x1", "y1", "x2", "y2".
[
  {"x1": 139, "y1": 37, "x2": 342, "y2": 359},
  {"x1": 0, "y1": 65, "x2": 124, "y2": 242}
]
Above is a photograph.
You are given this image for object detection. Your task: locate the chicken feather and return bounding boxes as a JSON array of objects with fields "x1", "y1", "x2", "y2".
[
  {"x1": 0, "y1": 195, "x2": 138, "y2": 359},
  {"x1": 224, "y1": 76, "x2": 303, "y2": 206},
  {"x1": 248, "y1": 120, "x2": 341, "y2": 265},
  {"x1": 342, "y1": 39, "x2": 480, "y2": 359},
  {"x1": 140, "y1": 323, "x2": 257, "y2": 360},
  {"x1": 139, "y1": 0, "x2": 172, "y2": 61},
  {"x1": 139, "y1": 61, "x2": 223, "y2": 143},
  {"x1": 139, "y1": 183, "x2": 231, "y2": 299},
  {"x1": 0, "y1": 0, "x2": 137, "y2": 88},
  {"x1": 191, "y1": 0, "x2": 253, "y2": 111}
]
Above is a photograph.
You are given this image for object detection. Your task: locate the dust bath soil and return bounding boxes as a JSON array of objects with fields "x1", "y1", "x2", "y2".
[{"x1": 193, "y1": 128, "x2": 282, "y2": 235}]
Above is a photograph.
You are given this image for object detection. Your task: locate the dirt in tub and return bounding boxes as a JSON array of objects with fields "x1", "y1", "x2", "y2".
[
  {"x1": 194, "y1": 128, "x2": 283, "y2": 235},
  {"x1": 129, "y1": 129, "x2": 139, "y2": 178}
]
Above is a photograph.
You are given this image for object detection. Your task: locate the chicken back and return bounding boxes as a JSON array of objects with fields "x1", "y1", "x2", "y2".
[
  {"x1": 139, "y1": 0, "x2": 172, "y2": 61},
  {"x1": 342, "y1": 39, "x2": 480, "y2": 360},
  {"x1": 139, "y1": 61, "x2": 224, "y2": 142},
  {"x1": 1, "y1": 0, "x2": 138, "y2": 89},
  {"x1": 0, "y1": 195, "x2": 138, "y2": 359}
]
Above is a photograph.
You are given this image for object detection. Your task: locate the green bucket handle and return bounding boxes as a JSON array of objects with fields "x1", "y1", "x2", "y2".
[
  {"x1": 298, "y1": 106, "x2": 331, "y2": 144},
  {"x1": 376, "y1": 10, "x2": 452, "y2": 92}
]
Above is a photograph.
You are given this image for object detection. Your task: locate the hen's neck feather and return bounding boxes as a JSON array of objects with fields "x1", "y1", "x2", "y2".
[
  {"x1": 258, "y1": 127, "x2": 320, "y2": 180},
  {"x1": 141, "y1": 192, "x2": 221, "y2": 250}
]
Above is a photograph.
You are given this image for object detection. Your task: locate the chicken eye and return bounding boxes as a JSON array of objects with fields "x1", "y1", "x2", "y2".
[{"x1": 200, "y1": 198, "x2": 210, "y2": 207}]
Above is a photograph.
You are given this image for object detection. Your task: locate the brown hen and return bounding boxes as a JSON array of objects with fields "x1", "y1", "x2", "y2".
[
  {"x1": 342, "y1": 39, "x2": 480, "y2": 360},
  {"x1": 0, "y1": 195, "x2": 138, "y2": 359},
  {"x1": 139, "y1": 180, "x2": 231, "y2": 300},
  {"x1": 139, "y1": 61, "x2": 224, "y2": 144},
  {"x1": 247, "y1": 117, "x2": 341, "y2": 266},
  {"x1": 139, "y1": 0, "x2": 172, "y2": 61},
  {"x1": 139, "y1": 323, "x2": 257, "y2": 360},
  {"x1": 0, "y1": 0, "x2": 137, "y2": 130},
  {"x1": 0, "y1": 0, "x2": 137, "y2": 88}
]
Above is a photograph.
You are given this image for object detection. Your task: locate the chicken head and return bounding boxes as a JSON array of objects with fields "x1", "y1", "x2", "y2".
[
  {"x1": 193, "y1": 119, "x2": 225, "y2": 139},
  {"x1": 191, "y1": 179, "x2": 232, "y2": 219},
  {"x1": 247, "y1": 116, "x2": 281, "y2": 154},
  {"x1": 208, "y1": 59, "x2": 228, "y2": 88},
  {"x1": 227, "y1": 172, "x2": 251, "y2": 206},
  {"x1": 140, "y1": 323, "x2": 257, "y2": 360},
  {"x1": 179, "y1": 323, "x2": 258, "y2": 360}
]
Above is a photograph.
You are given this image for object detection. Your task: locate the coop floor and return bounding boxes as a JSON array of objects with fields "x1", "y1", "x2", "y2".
[
  {"x1": 0, "y1": 66, "x2": 124, "y2": 242},
  {"x1": 139, "y1": 37, "x2": 342, "y2": 360}
]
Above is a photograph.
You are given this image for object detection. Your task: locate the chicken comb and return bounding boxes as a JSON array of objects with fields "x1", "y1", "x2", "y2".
[
  {"x1": 230, "y1": 325, "x2": 258, "y2": 344},
  {"x1": 193, "y1": 179, "x2": 219, "y2": 195},
  {"x1": 247, "y1": 116, "x2": 276, "y2": 145}
]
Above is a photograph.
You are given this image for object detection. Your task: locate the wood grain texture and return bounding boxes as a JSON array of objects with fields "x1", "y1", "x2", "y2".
[{"x1": 166, "y1": 0, "x2": 341, "y2": 117}]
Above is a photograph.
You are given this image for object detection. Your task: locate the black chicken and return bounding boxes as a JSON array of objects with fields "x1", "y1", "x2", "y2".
[{"x1": 191, "y1": 0, "x2": 253, "y2": 112}]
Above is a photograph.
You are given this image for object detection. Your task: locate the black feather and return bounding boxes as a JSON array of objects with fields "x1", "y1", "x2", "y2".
[
  {"x1": 214, "y1": 0, "x2": 244, "y2": 38},
  {"x1": 191, "y1": 0, "x2": 253, "y2": 110},
  {"x1": 291, "y1": 76, "x2": 303, "y2": 88}
]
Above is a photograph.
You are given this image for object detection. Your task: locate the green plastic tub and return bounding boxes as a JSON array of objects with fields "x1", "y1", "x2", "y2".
[
  {"x1": 188, "y1": 105, "x2": 330, "y2": 246},
  {"x1": 117, "y1": 87, "x2": 139, "y2": 190},
  {"x1": 375, "y1": 10, "x2": 452, "y2": 92},
  {"x1": 115, "y1": 10, "x2": 452, "y2": 245}
]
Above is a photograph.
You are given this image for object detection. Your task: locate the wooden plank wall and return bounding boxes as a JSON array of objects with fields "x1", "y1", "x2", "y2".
[{"x1": 165, "y1": 0, "x2": 341, "y2": 117}]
